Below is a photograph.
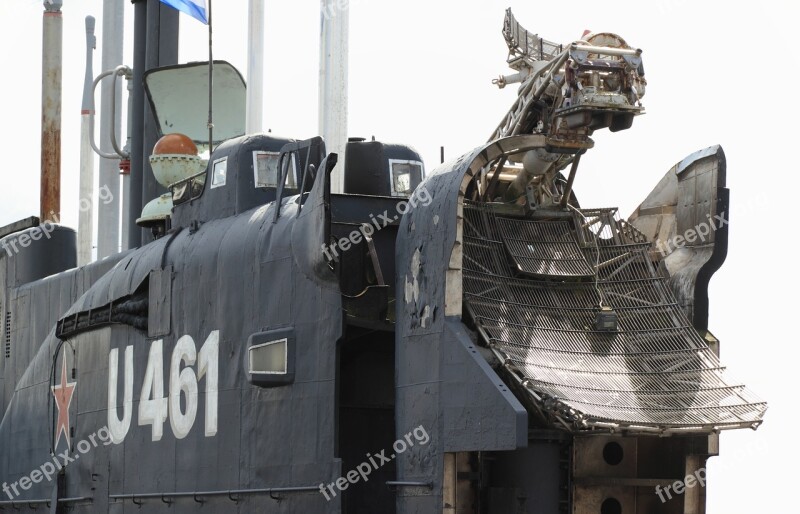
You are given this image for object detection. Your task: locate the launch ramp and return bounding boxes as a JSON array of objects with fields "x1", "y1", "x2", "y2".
[{"x1": 462, "y1": 202, "x2": 766, "y2": 434}]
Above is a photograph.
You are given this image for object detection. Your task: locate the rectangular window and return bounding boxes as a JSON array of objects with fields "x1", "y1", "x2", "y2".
[
  {"x1": 253, "y1": 151, "x2": 298, "y2": 189},
  {"x1": 389, "y1": 159, "x2": 424, "y2": 197},
  {"x1": 247, "y1": 328, "x2": 295, "y2": 387},
  {"x1": 211, "y1": 157, "x2": 228, "y2": 189},
  {"x1": 249, "y1": 338, "x2": 288, "y2": 375}
]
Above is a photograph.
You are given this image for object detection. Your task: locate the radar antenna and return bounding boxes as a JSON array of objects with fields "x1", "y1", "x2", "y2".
[{"x1": 490, "y1": 8, "x2": 647, "y2": 150}]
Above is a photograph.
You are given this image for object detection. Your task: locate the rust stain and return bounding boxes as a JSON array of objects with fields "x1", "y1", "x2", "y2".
[{"x1": 41, "y1": 124, "x2": 61, "y2": 223}]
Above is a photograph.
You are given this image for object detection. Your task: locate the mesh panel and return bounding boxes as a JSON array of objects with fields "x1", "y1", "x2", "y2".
[{"x1": 463, "y1": 202, "x2": 766, "y2": 433}]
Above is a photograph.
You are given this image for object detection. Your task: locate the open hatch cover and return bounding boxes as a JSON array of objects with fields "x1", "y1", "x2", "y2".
[{"x1": 144, "y1": 61, "x2": 246, "y2": 147}]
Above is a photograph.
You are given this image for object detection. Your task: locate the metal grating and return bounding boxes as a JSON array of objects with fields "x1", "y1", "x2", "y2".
[
  {"x1": 496, "y1": 218, "x2": 595, "y2": 279},
  {"x1": 502, "y1": 8, "x2": 563, "y2": 68},
  {"x1": 462, "y1": 202, "x2": 766, "y2": 433}
]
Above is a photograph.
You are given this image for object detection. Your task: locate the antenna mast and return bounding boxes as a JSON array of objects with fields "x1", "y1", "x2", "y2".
[
  {"x1": 318, "y1": 0, "x2": 349, "y2": 193},
  {"x1": 78, "y1": 16, "x2": 96, "y2": 265},
  {"x1": 97, "y1": 0, "x2": 125, "y2": 258},
  {"x1": 40, "y1": 0, "x2": 63, "y2": 223},
  {"x1": 246, "y1": 0, "x2": 265, "y2": 134}
]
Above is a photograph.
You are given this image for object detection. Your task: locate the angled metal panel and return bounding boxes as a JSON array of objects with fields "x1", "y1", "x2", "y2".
[{"x1": 147, "y1": 266, "x2": 172, "y2": 338}]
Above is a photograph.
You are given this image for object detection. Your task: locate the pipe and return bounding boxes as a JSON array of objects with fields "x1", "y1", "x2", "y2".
[
  {"x1": 0, "y1": 497, "x2": 92, "y2": 507},
  {"x1": 89, "y1": 70, "x2": 117, "y2": 159},
  {"x1": 141, "y1": 0, "x2": 179, "y2": 246},
  {"x1": 109, "y1": 66, "x2": 131, "y2": 158},
  {"x1": 385, "y1": 481, "x2": 434, "y2": 489},
  {"x1": 571, "y1": 43, "x2": 642, "y2": 57},
  {"x1": 246, "y1": 0, "x2": 265, "y2": 134},
  {"x1": 318, "y1": 0, "x2": 349, "y2": 193},
  {"x1": 492, "y1": 69, "x2": 529, "y2": 89},
  {"x1": 40, "y1": 0, "x2": 63, "y2": 223},
  {"x1": 127, "y1": 0, "x2": 147, "y2": 249},
  {"x1": 120, "y1": 75, "x2": 134, "y2": 251},
  {"x1": 78, "y1": 16, "x2": 97, "y2": 266},
  {"x1": 89, "y1": 64, "x2": 133, "y2": 158},
  {"x1": 97, "y1": 0, "x2": 125, "y2": 258},
  {"x1": 109, "y1": 486, "x2": 320, "y2": 502},
  {"x1": 207, "y1": 0, "x2": 213, "y2": 152}
]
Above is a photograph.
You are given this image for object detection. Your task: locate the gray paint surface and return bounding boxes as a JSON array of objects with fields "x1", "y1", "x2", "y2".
[
  {"x1": 0, "y1": 163, "x2": 344, "y2": 512},
  {"x1": 0, "y1": 134, "x2": 764, "y2": 514}
]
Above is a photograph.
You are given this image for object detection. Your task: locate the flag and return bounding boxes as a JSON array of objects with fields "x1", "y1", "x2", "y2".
[{"x1": 159, "y1": 0, "x2": 208, "y2": 24}]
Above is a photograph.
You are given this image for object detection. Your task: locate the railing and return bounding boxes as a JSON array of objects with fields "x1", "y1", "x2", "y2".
[
  {"x1": 0, "y1": 497, "x2": 91, "y2": 510},
  {"x1": 109, "y1": 486, "x2": 320, "y2": 505}
]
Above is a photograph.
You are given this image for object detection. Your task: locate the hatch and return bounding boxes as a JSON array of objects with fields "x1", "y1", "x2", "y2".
[{"x1": 144, "y1": 60, "x2": 246, "y2": 148}]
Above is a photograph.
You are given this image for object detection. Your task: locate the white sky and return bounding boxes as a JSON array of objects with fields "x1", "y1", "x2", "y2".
[{"x1": 1, "y1": 1, "x2": 798, "y2": 512}]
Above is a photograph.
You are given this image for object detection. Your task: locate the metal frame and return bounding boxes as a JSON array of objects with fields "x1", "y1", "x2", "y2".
[
  {"x1": 210, "y1": 156, "x2": 228, "y2": 189},
  {"x1": 248, "y1": 338, "x2": 289, "y2": 375},
  {"x1": 252, "y1": 150, "x2": 277, "y2": 188},
  {"x1": 252, "y1": 150, "x2": 297, "y2": 189},
  {"x1": 247, "y1": 327, "x2": 296, "y2": 387}
]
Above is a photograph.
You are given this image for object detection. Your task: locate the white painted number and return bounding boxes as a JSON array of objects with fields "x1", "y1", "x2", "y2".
[
  {"x1": 139, "y1": 340, "x2": 168, "y2": 441},
  {"x1": 107, "y1": 330, "x2": 220, "y2": 443},
  {"x1": 197, "y1": 331, "x2": 219, "y2": 437},
  {"x1": 169, "y1": 335, "x2": 198, "y2": 439}
]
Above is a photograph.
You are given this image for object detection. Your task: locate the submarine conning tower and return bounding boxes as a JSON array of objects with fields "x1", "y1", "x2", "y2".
[
  {"x1": 343, "y1": 137, "x2": 425, "y2": 197},
  {"x1": 143, "y1": 133, "x2": 424, "y2": 233},
  {"x1": 136, "y1": 62, "x2": 424, "y2": 235}
]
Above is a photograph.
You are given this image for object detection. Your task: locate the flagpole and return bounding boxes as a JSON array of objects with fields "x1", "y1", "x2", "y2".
[{"x1": 207, "y1": 0, "x2": 213, "y2": 155}]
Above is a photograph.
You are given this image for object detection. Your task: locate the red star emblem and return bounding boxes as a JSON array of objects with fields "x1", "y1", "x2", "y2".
[{"x1": 52, "y1": 356, "x2": 76, "y2": 449}]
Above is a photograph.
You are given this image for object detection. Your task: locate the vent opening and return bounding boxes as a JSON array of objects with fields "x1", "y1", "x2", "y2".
[{"x1": 4, "y1": 311, "x2": 11, "y2": 359}]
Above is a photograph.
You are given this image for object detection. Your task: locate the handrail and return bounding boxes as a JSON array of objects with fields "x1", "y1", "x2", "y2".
[
  {"x1": 0, "y1": 496, "x2": 92, "y2": 509},
  {"x1": 109, "y1": 486, "x2": 319, "y2": 503},
  {"x1": 109, "y1": 65, "x2": 132, "y2": 159},
  {"x1": 385, "y1": 481, "x2": 434, "y2": 490},
  {"x1": 90, "y1": 65, "x2": 132, "y2": 160},
  {"x1": 89, "y1": 69, "x2": 115, "y2": 159}
]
